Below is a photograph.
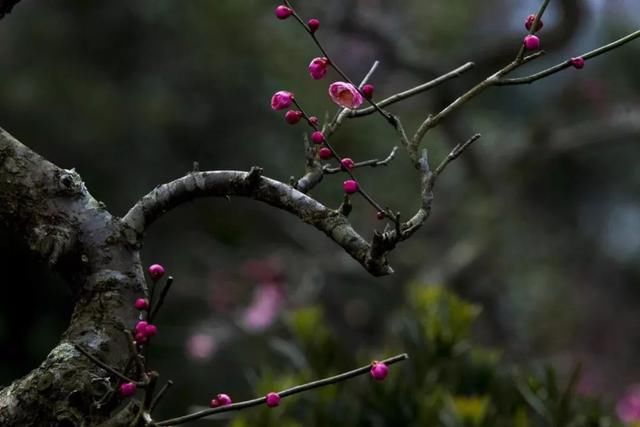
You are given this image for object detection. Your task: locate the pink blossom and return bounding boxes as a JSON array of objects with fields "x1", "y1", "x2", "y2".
[
  {"x1": 241, "y1": 284, "x2": 284, "y2": 332},
  {"x1": 275, "y1": 5, "x2": 293, "y2": 20},
  {"x1": 309, "y1": 57, "x2": 329, "y2": 80},
  {"x1": 186, "y1": 333, "x2": 217, "y2": 360},
  {"x1": 271, "y1": 91, "x2": 294, "y2": 111},
  {"x1": 617, "y1": 385, "x2": 640, "y2": 422},
  {"x1": 328, "y1": 82, "x2": 364, "y2": 109}
]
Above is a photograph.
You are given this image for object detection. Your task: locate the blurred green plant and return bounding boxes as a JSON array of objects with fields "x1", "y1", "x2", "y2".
[{"x1": 232, "y1": 285, "x2": 621, "y2": 427}]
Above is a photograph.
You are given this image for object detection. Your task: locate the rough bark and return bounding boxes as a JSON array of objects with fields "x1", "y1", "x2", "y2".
[
  {"x1": 0, "y1": 123, "x2": 392, "y2": 424},
  {"x1": 0, "y1": 128, "x2": 145, "y2": 426}
]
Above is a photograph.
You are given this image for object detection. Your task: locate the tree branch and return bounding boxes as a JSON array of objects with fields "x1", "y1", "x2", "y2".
[
  {"x1": 155, "y1": 353, "x2": 409, "y2": 426},
  {"x1": 496, "y1": 28, "x2": 640, "y2": 86},
  {"x1": 122, "y1": 170, "x2": 394, "y2": 276},
  {"x1": 348, "y1": 61, "x2": 475, "y2": 118}
]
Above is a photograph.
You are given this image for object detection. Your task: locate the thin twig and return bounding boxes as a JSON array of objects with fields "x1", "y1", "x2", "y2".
[
  {"x1": 149, "y1": 276, "x2": 174, "y2": 322},
  {"x1": 412, "y1": 46, "x2": 543, "y2": 146},
  {"x1": 150, "y1": 380, "x2": 174, "y2": 413},
  {"x1": 497, "y1": 28, "x2": 640, "y2": 85},
  {"x1": 155, "y1": 353, "x2": 409, "y2": 426},
  {"x1": 74, "y1": 343, "x2": 143, "y2": 386},
  {"x1": 514, "y1": 0, "x2": 552, "y2": 63},
  {"x1": 349, "y1": 62, "x2": 475, "y2": 118},
  {"x1": 433, "y1": 133, "x2": 482, "y2": 177},
  {"x1": 292, "y1": 99, "x2": 387, "y2": 214},
  {"x1": 323, "y1": 147, "x2": 399, "y2": 174}
]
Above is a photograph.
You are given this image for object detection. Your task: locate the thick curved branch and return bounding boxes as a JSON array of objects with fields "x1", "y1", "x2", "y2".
[{"x1": 123, "y1": 169, "x2": 394, "y2": 276}]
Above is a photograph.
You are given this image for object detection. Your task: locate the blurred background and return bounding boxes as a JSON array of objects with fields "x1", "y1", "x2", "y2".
[{"x1": 1, "y1": 0, "x2": 639, "y2": 425}]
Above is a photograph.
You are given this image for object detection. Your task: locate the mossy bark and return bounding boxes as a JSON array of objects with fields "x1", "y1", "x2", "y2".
[{"x1": 0, "y1": 128, "x2": 145, "y2": 426}]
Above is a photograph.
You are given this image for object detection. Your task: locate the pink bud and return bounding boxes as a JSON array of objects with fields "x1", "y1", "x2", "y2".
[
  {"x1": 361, "y1": 84, "x2": 375, "y2": 100},
  {"x1": 370, "y1": 361, "x2": 389, "y2": 381},
  {"x1": 271, "y1": 91, "x2": 294, "y2": 111},
  {"x1": 275, "y1": 5, "x2": 293, "y2": 20},
  {"x1": 308, "y1": 18, "x2": 320, "y2": 33},
  {"x1": 135, "y1": 321, "x2": 148, "y2": 334},
  {"x1": 318, "y1": 147, "x2": 332, "y2": 160},
  {"x1": 523, "y1": 34, "x2": 540, "y2": 51},
  {"x1": 341, "y1": 158, "x2": 355, "y2": 170},
  {"x1": 376, "y1": 211, "x2": 385, "y2": 220},
  {"x1": 144, "y1": 324, "x2": 158, "y2": 337},
  {"x1": 265, "y1": 392, "x2": 281, "y2": 407},
  {"x1": 328, "y1": 81, "x2": 364, "y2": 109},
  {"x1": 308, "y1": 116, "x2": 319, "y2": 126},
  {"x1": 211, "y1": 393, "x2": 232, "y2": 407},
  {"x1": 135, "y1": 332, "x2": 148, "y2": 344},
  {"x1": 343, "y1": 179, "x2": 359, "y2": 194},
  {"x1": 311, "y1": 131, "x2": 325, "y2": 145},
  {"x1": 570, "y1": 56, "x2": 585, "y2": 69},
  {"x1": 119, "y1": 382, "x2": 137, "y2": 397},
  {"x1": 148, "y1": 264, "x2": 165, "y2": 281},
  {"x1": 525, "y1": 14, "x2": 543, "y2": 32},
  {"x1": 285, "y1": 110, "x2": 303, "y2": 124},
  {"x1": 134, "y1": 298, "x2": 149, "y2": 311},
  {"x1": 309, "y1": 57, "x2": 329, "y2": 80}
]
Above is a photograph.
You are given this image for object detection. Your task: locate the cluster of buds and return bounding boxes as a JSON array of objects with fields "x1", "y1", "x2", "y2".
[
  {"x1": 270, "y1": 1, "x2": 390, "y2": 221},
  {"x1": 130, "y1": 263, "x2": 170, "y2": 345},
  {"x1": 522, "y1": 13, "x2": 585, "y2": 69},
  {"x1": 134, "y1": 320, "x2": 158, "y2": 344}
]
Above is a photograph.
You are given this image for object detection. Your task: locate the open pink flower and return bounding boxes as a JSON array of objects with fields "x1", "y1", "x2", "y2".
[
  {"x1": 328, "y1": 82, "x2": 364, "y2": 109},
  {"x1": 309, "y1": 57, "x2": 329, "y2": 80},
  {"x1": 271, "y1": 91, "x2": 294, "y2": 111}
]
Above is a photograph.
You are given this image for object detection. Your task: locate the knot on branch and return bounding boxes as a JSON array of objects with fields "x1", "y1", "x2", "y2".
[
  {"x1": 57, "y1": 168, "x2": 85, "y2": 197},
  {"x1": 245, "y1": 167, "x2": 263, "y2": 187}
]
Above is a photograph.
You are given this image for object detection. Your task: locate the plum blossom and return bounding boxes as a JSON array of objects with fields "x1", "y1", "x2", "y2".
[
  {"x1": 271, "y1": 91, "x2": 294, "y2": 110},
  {"x1": 328, "y1": 82, "x2": 364, "y2": 109},
  {"x1": 241, "y1": 284, "x2": 284, "y2": 332},
  {"x1": 309, "y1": 57, "x2": 329, "y2": 80}
]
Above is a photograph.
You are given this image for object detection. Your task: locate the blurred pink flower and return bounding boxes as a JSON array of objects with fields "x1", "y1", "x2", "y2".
[
  {"x1": 328, "y1": 82, "x2": 363, "y2": 109},
  {"x1": 241, "y1": 284, "x2": 284, "y2": 332},
  {"x1": 242, "y1": 257, "x2": 284, "y2": 284},
  {"x1": 617, "y1": 385, "x2": 640, "y2": 423},
  {"x1": 186, "y1": 333, "x2": 217, "y2": 360}
]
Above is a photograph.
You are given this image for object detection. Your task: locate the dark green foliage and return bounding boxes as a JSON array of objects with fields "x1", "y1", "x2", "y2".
[{"x1": 232, "y1": 286, "x2": 621, "y2": 427}]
